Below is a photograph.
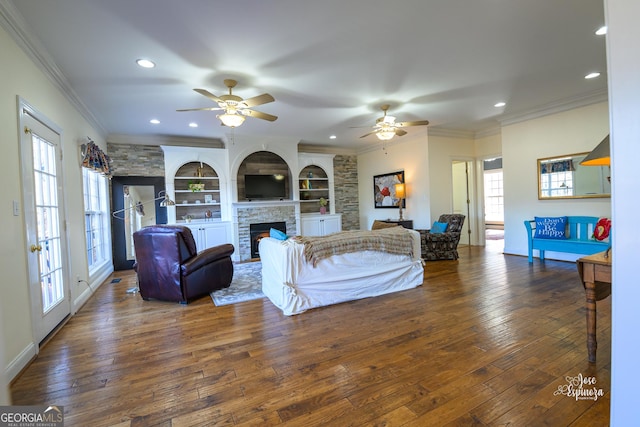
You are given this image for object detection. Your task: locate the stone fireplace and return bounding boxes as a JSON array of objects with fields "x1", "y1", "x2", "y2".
[
  {"x1": 235, "y1": 203, "x2": 298, "y2": 261},
  {"x1": 249, "y1": 221, "x2": 285, "y2": 258}
]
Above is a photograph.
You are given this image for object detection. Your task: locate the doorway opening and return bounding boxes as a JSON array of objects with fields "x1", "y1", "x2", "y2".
[
  {"x1": 451, "y1": 160, "x2": 474, "y2": 246},
  {"x1": 483, "y1": 157, "x2": 504, "y2": 248}
]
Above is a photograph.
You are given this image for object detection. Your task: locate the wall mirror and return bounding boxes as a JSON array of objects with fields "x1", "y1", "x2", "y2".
[
  {"x1": 111, "y1": 176, "x2": 167, "y2": 270},
  {"x1": 538, "y1": 153, "x2": 611, "y2": 200}
]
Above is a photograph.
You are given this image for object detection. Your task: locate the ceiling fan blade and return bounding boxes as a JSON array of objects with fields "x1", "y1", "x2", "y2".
[
  {"x1": 176, "y1": 107, "x2": 223, "y2": 112},
  {"x1": 395, "y1": 129, "x2": 408, "y2": 136},
  {"x1": 239, "y1": 93, "x2": 275, "y2": 108},
  {"x1": 193, "y1": 88, "x2": 224, "y2": 103},
  {"x1": 360, "y1": 131, "x2": 376, "y2": 138},
  {"x1": 395, "y1": 120, "x2": 430, "y2": 127},
  {"x1": 241, "y1": 109, "x2": 278, "y2": 122}
]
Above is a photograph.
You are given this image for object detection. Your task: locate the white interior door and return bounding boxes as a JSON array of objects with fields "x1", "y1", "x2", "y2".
[
  {"x1": 452, "y1": 160, "x2": 474, "y2": 246},
  {"x1": 19, "y1": 101, "x2": 70, "y2": 344}
]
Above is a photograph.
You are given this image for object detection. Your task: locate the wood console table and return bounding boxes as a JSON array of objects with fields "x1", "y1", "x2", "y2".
[
  {"x1": 576, "y1": 251, "x2": 612, "y2": 363},
  {"x1": 380, "y1": 219, "x2": 413, "y2": 229}
]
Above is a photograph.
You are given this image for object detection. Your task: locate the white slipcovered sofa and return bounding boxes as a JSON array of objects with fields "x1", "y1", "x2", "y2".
[{"x1": 259, "y1": 227, "x2": 424, "y2": 315}]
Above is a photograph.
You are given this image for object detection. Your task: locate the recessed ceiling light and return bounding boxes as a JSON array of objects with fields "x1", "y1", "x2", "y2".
[
  {"x1": 150, "y1": 119, "x2": 160, "y2": 124},
  {"x1": 595, "y1": 26, "x2": 607, "y2": 36},
  {"x1": 136, "y1": 59, "x2": 155, "y2": 68},
  {"x1": 189, "y1": 122, "x2": 198, "y2": 128},
  {"x1": 329, "y1": 135, "x2": 337, "y2": 139},
  {"x1": 585, "y1": 72, "x2": 601, "y2": 79},
  {"x1": 494, "y1": 102, "x2": 506, "y2": 108}
]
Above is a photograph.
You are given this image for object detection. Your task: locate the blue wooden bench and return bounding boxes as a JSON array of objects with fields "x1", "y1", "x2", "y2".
[{"x1": 524, "y1": 216, "x2": 609, "y2": 263}]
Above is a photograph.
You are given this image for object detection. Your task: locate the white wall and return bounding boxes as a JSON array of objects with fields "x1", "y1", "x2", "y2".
[
  {"x1": 502, "y1": 102, "x2": 611, "y2": 261},
  {"x1": 357, "y1": 134, "x2": 431, "y2": 229},
  {"x1": 0, "y1": 24, "x2": 105, "y2": 381},
  {"x1": 427, "y1": 135, "x2": 480, "y2": 244},
  {"x1": 606, "y1": 0, "x2": 640, "y2": 423},
  {"x1": 0, "y1": 313, "x2": 9, "y2": 404},
  {"x1": 474, "y1": 133, "x2": 502, "y2": 159}
]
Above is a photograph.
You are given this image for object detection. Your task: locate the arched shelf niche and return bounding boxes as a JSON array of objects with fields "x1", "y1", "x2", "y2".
[
  {"x1": 237, "y1": 151, "x2": 292, "y2": 201},
  {"x1": 173, "y1": 161, "x2": 221, "y2": 221}
]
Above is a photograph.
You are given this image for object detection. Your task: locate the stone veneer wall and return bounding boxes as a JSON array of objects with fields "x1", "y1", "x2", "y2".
[
  {"x1": 237, "y1": 205, "x2": 297, "y2": 261},
  {"x1": 333, "y1": 154, "x2": 360, "y2": 231},
  {"x1": 107, "y1": 143, "x2": 165, "y2": 176}
]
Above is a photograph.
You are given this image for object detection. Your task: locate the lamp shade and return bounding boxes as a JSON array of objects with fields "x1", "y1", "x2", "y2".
[
  {"x1": 159, "y1": 193, "x2": 175, "y2": 207},
  {"x1": 394, "y1": 183, "x2": 406, "y2": 199},
  {"x1": 376, "y1": 130, "x2": 396, "y2": 141},
  {"x1": 580, "y1": 135, "x2": 610, "y2": 166},
  {"x1": 217, "y1": 112, "x2": 246, "y2": 128}
]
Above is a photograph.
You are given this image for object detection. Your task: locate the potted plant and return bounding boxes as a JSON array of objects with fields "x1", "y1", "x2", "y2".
[
  {"x1": 188, "y1": 180, "x2": 205, "y2": 192},
  {"x1": 319, "y1": 197, "x2": 328, "y2": 214}
]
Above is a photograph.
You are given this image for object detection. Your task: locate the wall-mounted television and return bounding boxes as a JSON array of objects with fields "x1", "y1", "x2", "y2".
[{"x1": 245, "y1": 174, "x2": 287, "y2": 200}]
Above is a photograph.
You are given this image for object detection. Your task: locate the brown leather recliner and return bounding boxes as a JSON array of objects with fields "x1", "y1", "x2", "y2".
[{"x1": 133, "y1": 225, "x2": 234, "y2": 304}]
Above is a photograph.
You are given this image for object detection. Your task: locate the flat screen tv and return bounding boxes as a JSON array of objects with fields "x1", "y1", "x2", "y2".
[{"x1": 245, "y1": 174, "x2": 287, "y2": 200}]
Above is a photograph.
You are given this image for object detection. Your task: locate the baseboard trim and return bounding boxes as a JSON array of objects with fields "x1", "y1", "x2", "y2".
[{"x1": 6, "y1": 342, "x2": 36, "y2": 383}]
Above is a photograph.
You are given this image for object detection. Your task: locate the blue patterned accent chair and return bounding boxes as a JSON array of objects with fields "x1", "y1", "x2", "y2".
[{"x1": 418, "y1": 214, "x2": 466, "y2": 261}]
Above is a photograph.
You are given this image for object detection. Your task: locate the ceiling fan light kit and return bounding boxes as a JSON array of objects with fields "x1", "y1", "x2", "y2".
[
  {"x1": 217, "y1": 112, "x2": 246, "y2": 128},
  {"x1": 376, "y1": 130, "x2": 397, "y2": 141},
  {"x1": 178, "y1": 79, "x2": 277, "y2": 129},
  {"x1": 362, "y1": 104, "x2": 429, "y2": 142}
]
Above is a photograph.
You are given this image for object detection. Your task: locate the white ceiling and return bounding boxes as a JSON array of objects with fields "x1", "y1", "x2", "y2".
[{"x1": 3, "y1": 0, "x2": 607, "y2": 150}]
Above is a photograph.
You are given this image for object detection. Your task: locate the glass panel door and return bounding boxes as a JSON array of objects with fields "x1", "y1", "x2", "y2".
[
  {"x1": 32, "y1": 134, "x2": 65, "y2": 313},
  {"x1": 20, "y1": 100, "x2": 70, "y2": 343}
]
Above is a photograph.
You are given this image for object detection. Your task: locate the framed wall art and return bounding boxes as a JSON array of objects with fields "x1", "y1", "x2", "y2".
[{"x1": 373, "y1": 170, "x2": 405, "y2": 208}]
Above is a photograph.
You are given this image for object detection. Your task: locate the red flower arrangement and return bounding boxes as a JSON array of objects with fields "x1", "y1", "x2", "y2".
[{"x1": 593, "y1": 217, "x2": 611, "y2": 241}]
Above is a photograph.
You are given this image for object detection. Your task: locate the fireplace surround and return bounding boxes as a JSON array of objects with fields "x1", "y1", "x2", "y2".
[{"x1": 250, "y1": 221, "x2": 286, "y2": 259}]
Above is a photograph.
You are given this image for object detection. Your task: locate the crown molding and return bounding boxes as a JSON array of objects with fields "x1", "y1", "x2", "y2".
[
  {"x1": 427, "y1": 127, "x2": 476, "y2": 140},
  {"x1": 499, "y1": 88, "x2": 608, "y2": 127},
  {"x1": 474, "y1": 126, "x2": 501, "y2": 139},
  {"x1": 298, "y1": 143, "x2": 357, "y2": 156},
  {"x1": 107, "y1": 133, "x2": 225, "y2": 148},
  {"x1": 0, "y1": 0, "x2": 107, "y2": 138}
]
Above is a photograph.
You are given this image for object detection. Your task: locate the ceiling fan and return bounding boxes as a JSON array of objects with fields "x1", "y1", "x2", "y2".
[
  {"x1": 360, "y1": 104, "x2": 429, "y2": 141},
  {"x1": 177, "y1": 79, "x2": 277, "y2": 128}
]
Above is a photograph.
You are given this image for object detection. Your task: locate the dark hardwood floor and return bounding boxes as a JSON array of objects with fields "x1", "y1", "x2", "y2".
[{"x1": 11, "y1": 242, "x2": 611, "y2": 426}]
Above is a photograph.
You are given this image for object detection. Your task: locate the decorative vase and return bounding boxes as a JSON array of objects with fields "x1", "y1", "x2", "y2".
[{"x1": 320, "y1": 206, "x2": 327, "y2": 215}]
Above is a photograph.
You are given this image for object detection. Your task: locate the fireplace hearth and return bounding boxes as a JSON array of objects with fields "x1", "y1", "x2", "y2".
[{"x1": 250, "y1": 221, "x2": 286, "y2": 259}]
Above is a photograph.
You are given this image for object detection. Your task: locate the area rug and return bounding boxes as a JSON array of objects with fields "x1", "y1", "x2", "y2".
[
  {"x1": 210, "y1": 261, "x2": 264, "y2": 306},
  {"x1": 485, "y1": 229, "x2": 504, "y2": 240}
]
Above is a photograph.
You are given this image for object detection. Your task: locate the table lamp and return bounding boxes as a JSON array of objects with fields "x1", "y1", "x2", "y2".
[{"x1": 394, "y1": 183, "x2": 406, "y2": 221}]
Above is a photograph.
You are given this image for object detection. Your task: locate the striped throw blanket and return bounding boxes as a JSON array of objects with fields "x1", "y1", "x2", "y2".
[{"x1": 293, "y1": 227, "x2": 414, "y2": 266}]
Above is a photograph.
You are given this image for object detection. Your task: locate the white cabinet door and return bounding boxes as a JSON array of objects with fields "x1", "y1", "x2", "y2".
[
  {"x1": 201, "y1": 224, "x2": 229, "y2": 248},
  {"x1": 300, "y1": 216, "x2": 323, "y2": 236},
  {"x1": 300, "y1": 214, "x2": 341, "y2": 236},
  {"x1": 321, "y1": 215, "x2": 341, "y2": 235},
  {"x1": 186, "y1": 222, "x2": 231, "y2": 250}
]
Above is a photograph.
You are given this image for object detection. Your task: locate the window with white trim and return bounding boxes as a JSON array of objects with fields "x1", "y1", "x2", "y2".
[
  {"x1": 83, "y1": 168, "x2": 109, "y2": 272},
  {"x1": 484, "y1": 169, "x2": 504, "y2": 223}
]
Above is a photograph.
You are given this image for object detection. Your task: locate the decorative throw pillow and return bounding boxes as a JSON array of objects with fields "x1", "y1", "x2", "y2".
[
  {"x1": 430, "y1": 221, "x2": 449, "y2": 234},
  {"x1": 270, "y1": 228, "x2": 288, "y2": 240},
  {"x1": 534, "y1": 216, "x2": 567, "y2": 239},
  {"x1": 371, "y1": 220, "x2": 400, "y2": 230},
  {"x1": 593, "y1": 217, "x2": 611, "y2": 241}
]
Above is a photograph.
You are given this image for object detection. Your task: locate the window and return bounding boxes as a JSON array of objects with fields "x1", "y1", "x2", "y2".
[
  {"x1": 83, "y1": 168, "x2": 109, "y2": 272},
  {"x1": 484, "y1": 169, "x2": 504, "y2": 223}
]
